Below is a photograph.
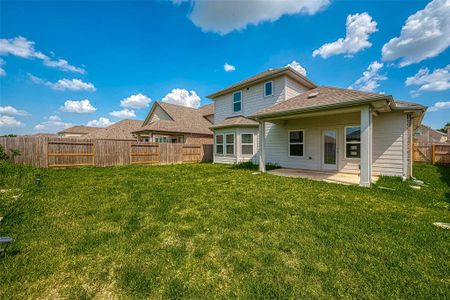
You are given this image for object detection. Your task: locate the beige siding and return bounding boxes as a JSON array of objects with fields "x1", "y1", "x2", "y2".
[
  {"x1": 149, "y1": 105, "x2": 172, "y2": 123},
  {"x1": 285, "y1": 76, "x2": 308, "y2": 99},
  {"x1": 265, "y1": 112, "x2": 360, "y2": 172},
  {"x1": 204, "y1": 115, "x2": 214, "y2": 124},
  {"x1": 213, "y1": 77, "x2": 286, "y2": 124},
  {"x1": 372, "y1": 112, "x2": 405, "y2": 177}
]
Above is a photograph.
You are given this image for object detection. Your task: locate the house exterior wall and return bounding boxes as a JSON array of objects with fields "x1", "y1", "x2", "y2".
[
  {"x1": 213, "y1": 77, "x2": 287, "y2": 124},
  {"x1": 285, "y1": 76, "x2": 308, "y2": 99},
  {"x1": 213, "y1": 127, "x2": 259, "y2": 164},
  {"x1": 149, "y1": 106, "x2": 172, "y2": 123},
  {"x1": 184, "y1": 134, "x2": 213, "y2": 145}
]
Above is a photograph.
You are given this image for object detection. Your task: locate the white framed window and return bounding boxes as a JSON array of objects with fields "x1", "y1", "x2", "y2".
[
  {"x1": 215, "y1": 134, "x2": 224, "y2": 155},
  {"x1": 264, "y1": 81, "x2": 273, "y2": 97},
  {"x1": 288, "y1": 130, "x2": 304, "y2": 157},
  {"x1": 240, "y1": 133, "x2": 254, "y2": 155},
  {"x1": 345, "y1": 126, "x2": 361, "y2": 159},
  {"x1": 225, "y1": 133, "x2": 235, "y2": 155},
  {"x1": 233, "y1": 91, "x2": 242, "y2": 113}
]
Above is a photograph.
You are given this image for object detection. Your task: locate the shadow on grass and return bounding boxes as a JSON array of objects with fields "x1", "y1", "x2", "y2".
[
  {"x1": 231, "y1": 161, "x2": 281, "y2": 171},
  {"x1": 436, "y1": 164, "x2": 450, "y2": 205}
]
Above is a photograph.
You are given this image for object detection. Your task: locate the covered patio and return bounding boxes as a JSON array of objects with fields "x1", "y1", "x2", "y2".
[{"x1": 267, "y1": 168, "x2": 379, "y2": 185}]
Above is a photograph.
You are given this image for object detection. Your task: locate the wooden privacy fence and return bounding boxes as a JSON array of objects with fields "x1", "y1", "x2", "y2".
[
  {"x1": 0, "y1": 137, "x2": 213, "y2": 168},
  {"x1": 413, "y1": 143, "x2": 450, "y2": 165}
]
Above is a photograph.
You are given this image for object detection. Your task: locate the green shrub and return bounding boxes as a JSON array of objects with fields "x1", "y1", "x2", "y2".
[{"x1": 232, "y1": 161, "x2": 280, "y2": 171}]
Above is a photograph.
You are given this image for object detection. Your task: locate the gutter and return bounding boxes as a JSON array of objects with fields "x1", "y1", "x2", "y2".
[{"x1": 250, "y1": 95, "x2": 391, "y2": 121}]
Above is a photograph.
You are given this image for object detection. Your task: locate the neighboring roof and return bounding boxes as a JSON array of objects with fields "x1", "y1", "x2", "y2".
[
  {"x1": 82, "y1": 119, "x2": 143, "y2": 140},
  {"x1": 197, "y1": 103, "x2": 214, "y2": 116},
  {"x1": 391, "y1": 100, "x2": 427, "y2": 111},
  {"x1": 250, "y1": 86, "x2": 390, "y2": 119},
  {"x1": 135, "y1": 102, "x2": 213, "y2": 135},
  {"x1": 416, "y1": 124, "x2": 447, "y2": 143},
  {"x1": 210, "y1": 116, "x2": 259, "y2": 129},
  {"x1": 58, "y1": 125, "x2": 99, "y2": 135},
  {"x1": 30, "y1": 133, "x2": 58, "y2": 138},
  {"x1": 207, "y1": 66, "x2": 317, "y2": 99}
]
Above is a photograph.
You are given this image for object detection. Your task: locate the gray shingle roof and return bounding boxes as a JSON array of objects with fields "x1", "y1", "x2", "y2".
[
  {"x1": 207, "y1": 66, "x2": 317, "y2": 99},
  {"x1": 250, "y1": 86, "x2": 390, "y2": 118},
  {"x1": 57, "y1": 125, "x2": 99, "y2": 134},
  {"x1": 134, "y1": 102, "x2": 213, "y2": 135},
  {"x1": 210, "y1": 116, "x2": 259, "y2": 129},
  {"x1": 82, "y1": 119, "x2": 143, "y2": 140}
]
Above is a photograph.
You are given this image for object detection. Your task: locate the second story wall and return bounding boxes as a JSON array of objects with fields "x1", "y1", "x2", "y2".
[
  {"x1": 214, "y1": 77, "x2": 286, "y2": 124},
  {"x1": 286, "y1": 76, "x2": 308, "y2": 99}
]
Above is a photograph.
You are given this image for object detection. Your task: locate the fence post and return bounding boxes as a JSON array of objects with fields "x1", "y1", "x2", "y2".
[{"x1": 432, "y1": 144, "x2": 435, "y2": 164}]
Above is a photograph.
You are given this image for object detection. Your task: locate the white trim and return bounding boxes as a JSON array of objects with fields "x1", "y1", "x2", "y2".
[
  {"x1": 264, "y1": 80, "x2": 273, "y2": 97},
  {"x1": 215, "y1": 134, "x2": 224, "y2": 155},
  {"x1": 288, "y1": 129, "x2": 305, "y2": 158},
  {"x1": 344, "y1": 125, "x2": 361, "y2": 160},
  {"x1": 240, "y1": 132, "x2": 254, "y2": 156},
  {"x1": 232, "y1": 90, "x2": 242, "y2": 113},
  {"x1": 321, "y1": 129, "x2": 338, "y2": 171},
  {"x1": 225, "y1": 133, "x2": 235, "y2": 156}
]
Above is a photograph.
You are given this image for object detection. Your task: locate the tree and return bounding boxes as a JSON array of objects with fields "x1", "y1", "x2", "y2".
[{"x1": 437, "y1": 122, "x2": 450, "y2": 133}]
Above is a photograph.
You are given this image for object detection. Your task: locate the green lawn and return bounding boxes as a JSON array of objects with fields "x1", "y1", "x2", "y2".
[{"x1": 0, "y1": 162, "x2": 449, "y2": 299}]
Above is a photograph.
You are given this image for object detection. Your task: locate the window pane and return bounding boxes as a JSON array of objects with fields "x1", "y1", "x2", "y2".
[
  {"x1": 290, "y1": 144, "x2": 303, "y2": 156},
  {"x1": 242, "y1": 145, "x2": 253, "y2": 155},
  {"x1": 216, "y1": 145, "x2": 223, "y2": 154},
  {"x1": 346, "y1": 144, "x2": 360, "y2": 158},
  {"x1": 233, "y1": 92, "x2": 241, "y2": 102},
  {"x1": 241, "y1": 134, "x2": 253, "y2": 143},
  {"x1": 346, "y1": 127, "x2": 360, "y2": 143},
  {"x1": 233, "y1": 101, "x2": 241, "y2": 112},
  {"x1": 226, "y1": 145, "x2": 234, "y2": 155},
  {"x1": 265, "y1": 82, "x2": 272, "y2": 96},
  {"x1": 289, "y1": 131, "x2": 303, "y2": 143},
  {"x1": 226, "y1": 134, "x2": 234, "y2": 144},
  {"x1": 216, "y1": 135, "x2": 223, "y2": 143}
]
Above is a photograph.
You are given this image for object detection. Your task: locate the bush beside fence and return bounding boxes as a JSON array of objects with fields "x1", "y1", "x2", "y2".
[{"x1": 0, "y1": 137, "x2": 213, "y2": 168}]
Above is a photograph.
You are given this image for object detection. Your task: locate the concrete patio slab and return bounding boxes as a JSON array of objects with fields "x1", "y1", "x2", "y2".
[{"x1": 267, "y1": 168, "x2": 379, "y2": 185}]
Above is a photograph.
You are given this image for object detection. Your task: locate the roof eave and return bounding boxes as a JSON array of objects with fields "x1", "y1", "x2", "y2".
[
  {"x1": 250, "y1": 95, "x2": 391, "y2": 120},
  {"x1": 207, "y1": 68, "x2": 317, "y2": 99}
]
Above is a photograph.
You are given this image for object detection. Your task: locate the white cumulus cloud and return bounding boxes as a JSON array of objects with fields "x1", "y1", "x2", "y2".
[
  {"x1": 0, "y1": 36, "x2": 85, "y2": 73},
  {"x1": 382, "y1": 0, "x2": 450, "y2": 67},
  {"x1": 110, "y1": 109, "x2": 136, "y2": 119},
  {"x1": 0, "y1": 115, "x2": 23, "y2": 128},
  {"x1": 405, "y1": 65, "x2": 450, "y2": 96},
  {"x1": 428, "y1": 101, "x2": 450, "y2": 112},
  {"x1": 86, "y1": 117, "x2": 114, "y2": 127},
  {"x1": 286, "y1": 60, "x2": 307, "y2": 76},
  {"x1": 313, "y1": 12, "x2": 377, "y2": 58},
  {"x1": 0, "y1": 58, "x2": 5, "y2": 76},
  {"x1": 176, "y1": 0, "x2": 329, "y2": 35},
  {"x1": 120, "y1": 93, "x2": 151, "y2": 109},
  {"x1": 60, "y1": 99, "x2": 97, "y2": 114},
  {"x1": 349, "y1": 61, "x2": 387, "y2": 92},
  {"x1": 224, "y1": 62, "x2": 236, "y2": 72},
  {"x1": 34, "y1": 115, "x2": 73, "y2": 132},
  {"x1": 161, "y1": 88, "x2": 201, "y2": 108},
  {"x1": 29, "y1": 74, "x2": 96, "y2": 92},
  {"x1": 0, "y1": 106, "x2": 30, "y2": 116}
]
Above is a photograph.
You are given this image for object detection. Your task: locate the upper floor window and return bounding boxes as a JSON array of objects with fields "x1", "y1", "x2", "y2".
[
  {"x1": 345, "y1": 126, "x2": 361, "y2": 158},
  {"x1": 264, "y1": 81, "x2": 273, "y2": 97},
  {"x1": 233, "y1": 91, "x2": 242, "y2": 113}
]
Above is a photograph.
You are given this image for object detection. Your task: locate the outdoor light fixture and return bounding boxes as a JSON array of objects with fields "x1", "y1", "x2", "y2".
[{"x1": 35, "y1": 174, "x2": 41, "y2": 186}]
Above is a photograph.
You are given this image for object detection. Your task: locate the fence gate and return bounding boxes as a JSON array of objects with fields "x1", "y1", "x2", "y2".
[
  {"x1": 47, "y1": 141, "x2": 95, "y2": 167},
  {"x1": 130, "y1": 143, "x2": 160, "y2": 165},
  {"x1": 182, "y1": 145, "x2": 201, "y2": 162}
]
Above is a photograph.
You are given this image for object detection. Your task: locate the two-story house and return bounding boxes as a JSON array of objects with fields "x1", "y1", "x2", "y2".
[{"x1": 207, "y1": 67, "x2": 426, "y2": 186}]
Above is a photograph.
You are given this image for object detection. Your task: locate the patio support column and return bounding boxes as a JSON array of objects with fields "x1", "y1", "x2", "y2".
[
  {"x1": 259, "y1": 121, "x2": 266, "y2": 173},
  {"x1": 360, "y1": 106, "x2": 372, "y2": 187}
]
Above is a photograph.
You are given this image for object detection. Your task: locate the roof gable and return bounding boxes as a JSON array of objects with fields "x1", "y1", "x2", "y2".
[{"x1": 82, "y1": 119, "x2": 143, "y2": 140}]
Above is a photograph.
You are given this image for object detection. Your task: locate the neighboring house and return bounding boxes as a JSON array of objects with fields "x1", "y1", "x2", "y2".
[
  {"x1": 82, "y1": 119, "x2": 143, "y2": 141},
  {"x1": 208, "y1": 67, "x2": 426, "y2": 186},
  {"x1": 57, "y1": 125, "x2": 99, "y2": 138},
  {"x1": 133, "y1": 102, "x2": 213, "y2": 144},
  {"x1": 414, "y1": 124, "x2": 447, "y2": 144},
  {"x1": 446, "y1": 125, "x2": 450, "y2": 141}
]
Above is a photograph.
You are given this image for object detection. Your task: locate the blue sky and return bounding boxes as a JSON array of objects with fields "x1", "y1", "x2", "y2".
[{"x1": 0, "y1": 0, "x2": 449, "y2": 134}]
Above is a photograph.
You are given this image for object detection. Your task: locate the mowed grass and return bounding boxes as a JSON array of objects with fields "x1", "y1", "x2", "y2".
[{"x1": 0, "y1": 162, "x2": 449, "y2": 299}]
